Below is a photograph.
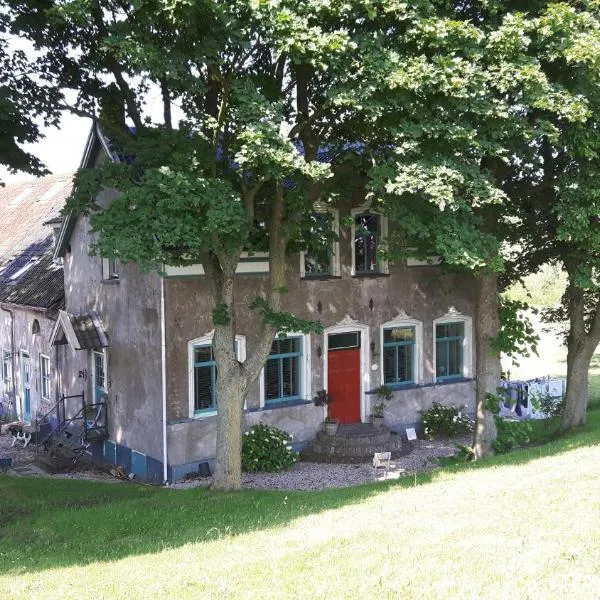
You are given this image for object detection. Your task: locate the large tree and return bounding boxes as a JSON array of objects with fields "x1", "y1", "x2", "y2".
[
  {"x1": 492, "y1": 2, "x2": 600, "y2": 432},
  {"x1": 0, "y1": 13, "x2": 59, "y2": 180},
  {"x1": 362, "y1": 3, "x2": 590, "y2": 456}
]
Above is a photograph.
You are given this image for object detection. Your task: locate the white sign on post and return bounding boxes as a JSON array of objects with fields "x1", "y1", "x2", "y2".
[{"x1": 406, "y1": 427, "x2": 417, "y2": 441}]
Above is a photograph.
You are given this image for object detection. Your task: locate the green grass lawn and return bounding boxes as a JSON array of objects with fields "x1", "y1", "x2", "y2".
[{"x1": 2, "y1": 412, "x2": 600, "y2": 598}]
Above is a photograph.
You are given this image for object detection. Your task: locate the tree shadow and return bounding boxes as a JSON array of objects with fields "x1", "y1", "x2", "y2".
[{"x1": 1, "y1": 410, "x2": 600, "y2": 576}]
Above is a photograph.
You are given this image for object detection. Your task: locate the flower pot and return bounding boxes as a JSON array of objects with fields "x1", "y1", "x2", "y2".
[
  {"x1": 372, "y1": 415, "x2": 385, "y2": 429},
  {"x1": 323, "y1": 421, "x2": 338, "y2": 435}
]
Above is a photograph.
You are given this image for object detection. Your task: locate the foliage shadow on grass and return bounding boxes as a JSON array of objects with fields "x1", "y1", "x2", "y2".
[{"x1": 1, "y1": 409, "x2": 600, "y2": 576}]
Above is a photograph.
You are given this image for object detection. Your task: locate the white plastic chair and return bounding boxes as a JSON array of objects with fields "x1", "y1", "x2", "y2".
[{"x1": 373, "y1": 451, "x2": 391, "y2": 477}]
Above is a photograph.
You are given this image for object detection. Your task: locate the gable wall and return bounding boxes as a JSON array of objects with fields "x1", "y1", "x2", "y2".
[{"x1": 60, "y1": 209, "x2": 164, "y2": 460}]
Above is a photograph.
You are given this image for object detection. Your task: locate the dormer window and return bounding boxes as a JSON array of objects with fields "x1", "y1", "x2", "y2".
[
  {"x1": 304, "y1": 212, "x2": 333, "y2": 276},
  {"x1": 9, "y1": 258, "x2": 38, "y2": 281},
  {"x1": 300, "y1": 206, "x2": 340, "y2": 278},
  {"x1": 354, "y1": 213, "x2": 379, "y2": 273},
  {"x1": 351, "y1": 207, "x2": 388, "y2": 275}
]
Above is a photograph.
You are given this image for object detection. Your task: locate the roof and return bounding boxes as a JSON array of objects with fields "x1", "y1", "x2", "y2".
[
  {"x1": 50, "y1": 310, "x2": 109, "y2": 350},
  {"x1": 0, "y1": 241, "x2": 64, "y2": 310},
  {"x1": 0, "y1": 173, "x2": 74, "y2": 311},
  {"x1": 53, "y1": 125, "x2": 357, "y2": 258},
  {"x1": 54, "y1": 122, "x2": 115, "y2": 260}
]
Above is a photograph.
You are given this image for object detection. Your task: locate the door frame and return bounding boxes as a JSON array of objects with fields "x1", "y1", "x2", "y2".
[
  {"x1": 91, "y1": 349, "x2": 108, "y2": 404},
  {"x1": 20, "y1": 350, "x2": 31, "y2": 423},
  {"x1": 323, "y1": 319, "x2": 370, "y2": 423}
]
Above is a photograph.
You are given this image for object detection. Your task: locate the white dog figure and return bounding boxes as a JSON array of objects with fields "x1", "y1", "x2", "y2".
[{"x1": 8, "y1": 425, "x2": 32, "y2": 448}]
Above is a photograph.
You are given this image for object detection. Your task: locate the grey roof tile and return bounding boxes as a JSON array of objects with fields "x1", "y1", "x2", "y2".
[
  {"x1": 69, "y1": 311, "x2": 109, "y2": 349},
  {"x1": 0, "y1": 173, "x2": 73, "y2": 310}
]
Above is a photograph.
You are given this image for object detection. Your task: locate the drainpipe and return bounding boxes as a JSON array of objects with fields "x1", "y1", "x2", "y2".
[
  {"x1": 55, "y1": 339, "x2": 61, "y2": 405},
  {"x1": 0, "y1": 304, "x2": 17, "y2": 420},
  {"x1": 160, "y1": 275, "x2": 168, "y2": 484}
]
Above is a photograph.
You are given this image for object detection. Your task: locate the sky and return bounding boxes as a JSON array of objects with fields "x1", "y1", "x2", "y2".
[{"x1": 0, "y1": 112, "x2": 92, "y2": 184}]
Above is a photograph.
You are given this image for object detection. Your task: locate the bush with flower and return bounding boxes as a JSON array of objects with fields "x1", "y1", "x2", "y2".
[
  {"x1": 241, "y1": 423, "x2": 298, "y2": 472},
  {"x1": 421, "y1": 402, "x2": 473, "y2": 438}
]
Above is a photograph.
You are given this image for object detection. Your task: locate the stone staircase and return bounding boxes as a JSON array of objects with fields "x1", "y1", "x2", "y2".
[{"x1": 301, "y1": 423, "x2": 403, "y2": 463}]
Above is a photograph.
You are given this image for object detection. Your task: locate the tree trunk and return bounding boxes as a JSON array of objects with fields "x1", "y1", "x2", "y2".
[
  {"x1": 558, "y1": 272, "x2": 600, "y2": 433},
  {"x1": 472, "y1": 272, "x2": 500, "y2": 459},
  {"x1": 212, "y1": 365, "x2": 248, "y2": 490},
  {"x1": 210, "y1": 184, "x2": 287, "y2": 490},
  {"x1": 560, "y1": 348, "x2": 590, "y2": 431}
]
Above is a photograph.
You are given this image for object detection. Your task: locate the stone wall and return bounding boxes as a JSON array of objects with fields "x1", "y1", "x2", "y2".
[
  {"x1": 61, "y1": 212, "x2": 164, "y2": 460},
  {"x1": 162, "y1": 201, "x2": 478, "y2": 470}
]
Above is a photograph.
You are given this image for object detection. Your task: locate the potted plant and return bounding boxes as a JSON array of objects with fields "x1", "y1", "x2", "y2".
[
  {"x1": 371, "y1": 385, "x2": 393, "y2": 428},
  {"x1": 312, "y1": 389, "x2": 332, "y2": 407},
  {"x1": 323, "y1": 415, "x2": 339, "y2": 435},
  {"x1": 372, "y1": 402, "x2": 385, "y2": 428},
  {"x1": 314, "y1": 390, "x2": 338, "y2": 434}
]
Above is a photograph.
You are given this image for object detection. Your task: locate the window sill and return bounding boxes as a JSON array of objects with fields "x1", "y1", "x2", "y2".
[
  {"x1": 436, "y1": 375, "x2": 471, "y2": 383},
  {"x1": 366, "y1": 378, "x2": 474, "y2": 395},
  {"x1": 351, "y1": 272, "x2": 390, "y2": 279},
  {"x1": 248, "y1": 399, "x2": 313, "y2": 413},
  {"x1": 192, "y1": 409, "x2": 217, "y2": 419},
  {"x1": 382, "y1": 382, "x2": 415, "y2": 391},
  {"x1": 301, "y1": 275, "x2": 342, "y2": 281}
]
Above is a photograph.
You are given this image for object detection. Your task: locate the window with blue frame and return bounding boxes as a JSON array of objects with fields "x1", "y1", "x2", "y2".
[
  {"x1": 265, "y1": 336, "x2": 302, "y2": 403},
  {"x1": 192, "y1": 340, "x2": 242, "y2": 414},
  {"x1": 193, "y1": 345, "x2": 217, "y2": 413},
  {"x1": 436, "y1": 322, "x2": 465, "y2": 380},
  {"x1": 383, "y1": 326, "x2": 415, "y2": 385}
]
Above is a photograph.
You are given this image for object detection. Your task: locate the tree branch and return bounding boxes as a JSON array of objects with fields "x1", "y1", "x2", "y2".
[
  {"x1": 90, "y1": 0, "x2": 144, "y2": 131},
  {"x1": 57, "y1": 102, "x2": 96, "y2": 120},
  {"x1": 244, "y1": 181, "x2": 287, "y2": 380},
  {"x1": 160, "y1": 78, "x2": 172, "y2": 130}
]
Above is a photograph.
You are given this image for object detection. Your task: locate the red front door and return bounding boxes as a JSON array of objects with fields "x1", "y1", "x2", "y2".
[{"x1": 328, "y1": 344, "x2": 361, "y2": 424}]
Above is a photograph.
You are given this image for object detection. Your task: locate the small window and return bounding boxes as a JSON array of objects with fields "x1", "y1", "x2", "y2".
[
  {"x1": 190, "y1": 338, "x2": 244, "y2": 416},
  {"x1": 383, "y1": 326, "x2": 415, "y2": 385},
  {"x1": 2, "y1": 350, "x2": 13, "y2": 394},
  {"x1": 304, "y1": 212, "x2": 334, "y2": 277},
  {"x1": 264, "y1": 336, "x2": 303, "y2": 403},
  {"x1": 436, "y1": 322, "x2": 465, "y2": 380},
  {"x1": 9, "y1": 257, "x2": 38, "y2": 281},
  {"x1": 40, "y1": 355, "x2": 51, "y2": 400},
  {"x1": 93, "y1": 351, "x2": 107, "y2": 403},
  {"x1": 193, "y1": 345, "x2": 217, "y2": 413},
  {"x1": 328, "y1": 332, "x2": 360, "y2": 351},
  {"x1": 354, "y1": 213, "x2": 380, "y2": 273},
  {"x1": 102, "y1": 258, "x2": 119, "y2": 281}
]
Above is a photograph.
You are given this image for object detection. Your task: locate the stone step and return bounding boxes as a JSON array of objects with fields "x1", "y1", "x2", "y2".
[
  {"x1": 302, "y1": 431, "x2": 403, "y2": 463},
  {"x1": 316, "y1": 430, "x2": 391, "y2": 447}
]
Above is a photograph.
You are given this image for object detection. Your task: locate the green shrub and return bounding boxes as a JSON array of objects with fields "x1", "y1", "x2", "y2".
[
  {"x1": 492, "y1": 417, "x2": 532, "y2": 454},
  {"x1": 531, "y1": 393, "x2": 565, "y2": 419},
  {"x1": 242, "y1": 424, "x2": 299, "y2": 473},
  {"x1": 421, "y1": 402, "x2": 473, "y2": 438}
]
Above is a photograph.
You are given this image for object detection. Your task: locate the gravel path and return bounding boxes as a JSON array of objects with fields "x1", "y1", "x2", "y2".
[
  {"x1": 0, "y1": 429, "x2": 118, "y2": 482},
  {"x1": 171, "y1": 437, "x2": 469, "y2": 491},
  {"x1": 0, "y1": 428, "x2": 38, "y2": 465},
  {"x1": 1, "y1": 429, "x2": 469, "y2": 490}
]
